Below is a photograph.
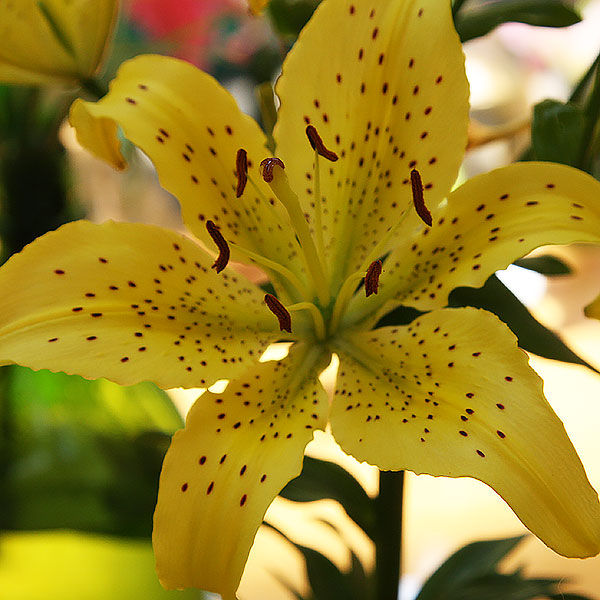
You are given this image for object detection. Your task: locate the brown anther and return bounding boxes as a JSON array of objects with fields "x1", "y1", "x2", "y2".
[
  {"x1": 305, "y1": 125, "x2": 339, "y2": 162},
  {"x1": 365, "y1": 260, "x2": 383, "y2": 297},
  {"x1": 260, "y1": 157, "x2": 285, "y2": 182},
  {"x1": 410, "y1": 169, "x2": 432, "y2": 226},
  {"x1": 205, "y1": 220, "x2": 230, "y2": 273},
  {"x1": 235, "y1": 149, "x2": 248, "y2": 197},
  {"x1": 264, "y1": 293, "x2": 292, "y2": 333}
]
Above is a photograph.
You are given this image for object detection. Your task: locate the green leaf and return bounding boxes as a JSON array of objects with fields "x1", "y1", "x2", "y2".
[
  {"x1": 415, "y1": 536, "x2": 525, "y2": 599},
  {"x1": 455, "y1": 0, "x2": 581, "y2": 43},
  {"x1": 513, "y1": 255, "x2": 571, "y2": 275},
  {"x1": 267, "y1": 0, "x2": 321, "y2": 37},
  {"x1": 447, "y1": 274, "x2": 599, "y2": 374},
  {"x1": 453, "y1": 571, "x2": 562, "y2": 600},
  {"x1": 302, "y1": 545, "x2": 355, "y2": 600},
  {"x1": 264, "y1": 522, "x2": 368, "y2": 600},
  {"x1": 279, "y1": 456, "x2": 376, "y2": 540},
  {"x1": 1, "y1": 366, "x2": 182, "y2": 536},
  {"x1": 530, "y1": 100, "x2": 587, "y2": 167}
]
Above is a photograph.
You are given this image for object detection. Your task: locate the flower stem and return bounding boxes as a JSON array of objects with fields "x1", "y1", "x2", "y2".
[{"x1": 374, "y1": 470, "x2": 405, "y2": 600}]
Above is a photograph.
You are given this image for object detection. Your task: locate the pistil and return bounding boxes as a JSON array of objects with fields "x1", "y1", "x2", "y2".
[{"x1": 260, "y1": 158, "x2": 330, "y2": 308}]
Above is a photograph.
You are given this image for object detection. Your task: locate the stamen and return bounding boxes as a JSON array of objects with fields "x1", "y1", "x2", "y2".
[
  {"x1": 264, "y1": 293, "x2": 292, "y2": 333},
  {"x1": 205, "y1": 220, "x2": 230, "y2": 273},
  {"x1": 410, "y1": 169, "x2": 432, "y2": 226},
  {"x1": 305, "y1": 125, "x2": 338, "y2": 162},
  {"x1": 235, "y1": 149, "x2": 248, "y2": 197},
  {"x1": 364, "y1": 260, "x2": 383, "y2": 297},
  {"x1": 228, "y1": 240, "x2": 310, "y2": 300},
  {"x1": 260, "y1": 157, "x2": 285, "y2": 183}
]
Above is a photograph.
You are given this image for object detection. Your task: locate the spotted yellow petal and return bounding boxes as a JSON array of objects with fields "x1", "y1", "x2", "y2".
[
  {"x1": 0, "y1": 220, "x2": 276, "y2": 389},
  {"x1": 274, "y1": 0, "x2": 469, "y2": 289},
  {"x1": 331, "y1": 308, "x2": 600, "y2": 558},
  {"x1": 69, "y1": 55, "x2": 306, "y2": 292},
  {"x1": 153, "y1": 344, "x2": 329, "y2": 597},
  {"x1": 347, "y1": 162, "x2": 600, "y2": 324},
  {"x1": 0, "y1": 0, "x2": 118, "y2": 85}
]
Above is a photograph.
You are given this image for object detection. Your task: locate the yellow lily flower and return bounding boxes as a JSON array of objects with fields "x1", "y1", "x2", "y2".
[
  {"x1": 1, "y1": 0, "x2": 600, "y2": 597},
  {"x1": 0, "y1": 0, "x2": 119, "y2": 86}
]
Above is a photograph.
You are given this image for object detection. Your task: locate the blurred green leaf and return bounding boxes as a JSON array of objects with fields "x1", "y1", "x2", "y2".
[
  {"x1": 302, "y1": 545, "x2": 355, "y2": 600},
  {"x1": 455, "y1": 0, "x2": 580, "y2": 43},
  {"x1": 530, "y1": 100, "x2": 587, "y2": 167},
  {"x1": 448, "y1": 275, "x2": 599, "y2": 373},
  {"x1": 415, "y1": 536, "x2": 525, "y2": 599},
  {"x1": 448, "y1": 572, "x2": 570, "y2": 600},
  {"x1": 513, "y1": 255, "x2": 571, "y2": 275},
  {"x1": 280, "y1": 456, "x2": 375, "y2": 540},
  {"x1": 2, "y1": 366, "x2": 182, "y2": 537},
  {"x1": 267, "y1": 0, "x2": 321, "y2": 37},
  {"x1": 265, "y1": 522, "x2": 368, "y2": 600}
]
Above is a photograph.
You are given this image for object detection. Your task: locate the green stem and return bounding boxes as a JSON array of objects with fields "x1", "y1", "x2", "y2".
[{"x1": 374, "y1": 470, "x2": 405, "y2": 600}]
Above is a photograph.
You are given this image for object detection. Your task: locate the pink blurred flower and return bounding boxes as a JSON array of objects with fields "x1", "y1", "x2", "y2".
[{"x1": 126, "y1": 0, "x2": 247, "y2": 68}]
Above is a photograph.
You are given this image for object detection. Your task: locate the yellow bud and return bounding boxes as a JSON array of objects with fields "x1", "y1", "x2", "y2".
[{"x1": 0, "y1": 0, "x2": 119, "y2": 87}]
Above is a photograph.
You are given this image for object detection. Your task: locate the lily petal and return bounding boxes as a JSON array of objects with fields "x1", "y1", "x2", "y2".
[
  {"x1": 70, "y1": 55, "x2": 305, "y2": 283},
  {"x1": 0, "y1": 220, "x2": 275, "y2": 389},
  {"x1": 349, "y1": 162, "x2": 600, "y2": 322},
  {"x1": 274, "y1": 0, "x2": 469, "y2": 286},
  {"x1": 332, "y1": 308, "x2": 600, "y2": 558},
  {"x1": 153, "y1": 344, "x2": 329, "y2": 598},
  {"x1": 0, "y1": 0, "x2": 118, "y2": 85}
]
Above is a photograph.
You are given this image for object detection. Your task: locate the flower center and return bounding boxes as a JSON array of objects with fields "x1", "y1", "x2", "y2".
[{"x1": 206, "y1": 127, "x2": 431, "y2": 343}]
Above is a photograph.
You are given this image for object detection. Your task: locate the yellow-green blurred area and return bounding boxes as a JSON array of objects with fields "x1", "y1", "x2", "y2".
[{"x1": 0, "y1": 532, "x2": 203, "y2": 600}]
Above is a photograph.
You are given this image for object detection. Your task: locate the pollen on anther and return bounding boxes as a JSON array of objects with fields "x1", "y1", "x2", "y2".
[
  {"x1": 264, "y1": 294, "x2": 292, "y2": 333},
  {"x1": 410, "y1": 169, "x2": 432, "y2": 226},
  {"x1": 206, "y1": 220, "x2": 230, "y2": 273},
  {"x1": 364, "y1": 260, "x2": 383, "y2": 297},
  {"x1": 235, "y1": 148, "x2": 248, "y2": 197},
  {"x1": 306, "y1": 125, "x2": 338, "y2": 161}
]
